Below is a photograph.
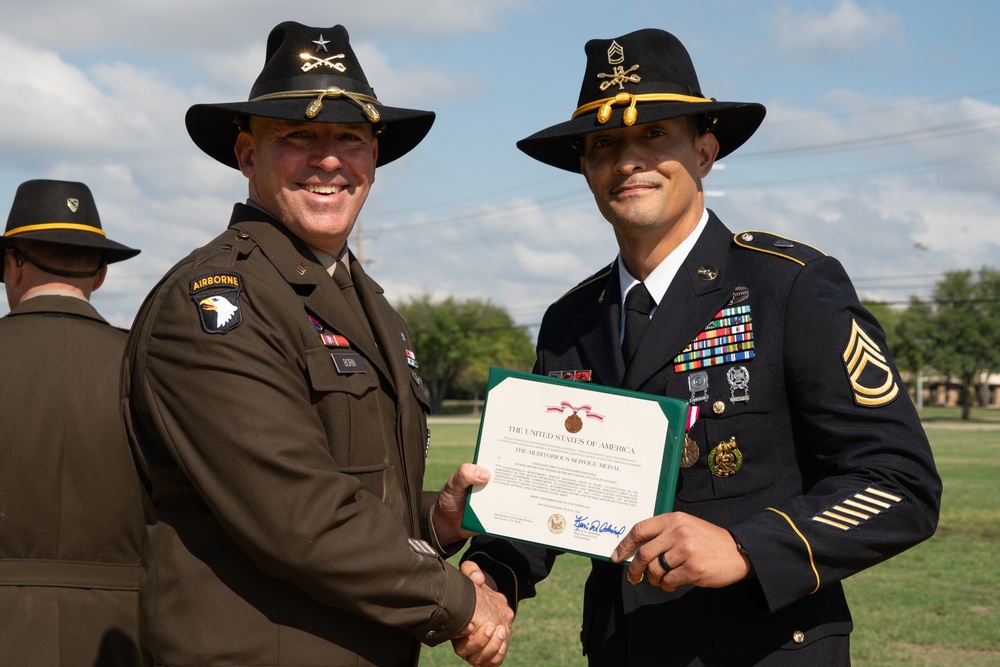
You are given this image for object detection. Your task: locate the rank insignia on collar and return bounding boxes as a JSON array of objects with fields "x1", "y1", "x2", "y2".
[
  {"x1": 812, "y1": 487, "x2": 903, "y2": 531},
  {"x1": 190, "y1": 273, "x2": 243, "y2": 335},
  {"x1": 842, "y1": 319, "x2": 899, "y2": 407},
  {"x1": 673, "y1": 304, "x2": 755, "y2": 372}
]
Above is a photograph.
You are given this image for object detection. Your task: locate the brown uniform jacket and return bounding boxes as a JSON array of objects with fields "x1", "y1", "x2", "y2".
[
  {"x1": 0, "y1": 295, "x2": 143, "y2": 666},
  {"x1": 122, "y1": 204, "x2": 476, "y2": 666}
]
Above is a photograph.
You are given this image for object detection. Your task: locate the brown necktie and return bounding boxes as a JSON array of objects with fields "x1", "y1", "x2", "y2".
[
  {"x1": 332, "y1": 265, "x2": 367, "y2": 324},
  {"x1": 622, "y1": 282, "x2": 653, "y2": 367}
]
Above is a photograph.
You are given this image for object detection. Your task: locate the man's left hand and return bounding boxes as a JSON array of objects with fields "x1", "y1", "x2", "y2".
[{"x1": 610, "y1": 512, "x2": 751, "y2": 591}]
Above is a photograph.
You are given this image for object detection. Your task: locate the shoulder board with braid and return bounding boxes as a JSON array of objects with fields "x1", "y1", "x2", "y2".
[{"x1": 732, "y1": 230, "x2": 827, "y2": 266}]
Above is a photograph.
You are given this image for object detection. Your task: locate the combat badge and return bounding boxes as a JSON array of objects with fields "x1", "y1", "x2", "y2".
[
  {"x1": 708, "y1": 437, "x2": 743, "y2": 477},
  {"x1": 190, "y1": 273, "x2": 243, "y2": 335},
  {"x1": 842, "y1": 319, "x2": 899, "y2": 407}
]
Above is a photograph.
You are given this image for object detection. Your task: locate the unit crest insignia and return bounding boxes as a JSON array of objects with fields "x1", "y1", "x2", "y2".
[{"x1": 842, "y1": 319, "x2": 899, "y2": 407}]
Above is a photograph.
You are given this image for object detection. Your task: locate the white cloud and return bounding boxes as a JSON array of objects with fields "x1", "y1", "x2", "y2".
[
  {"x1": 770, "y1": 0, "x2": 904, "y2": 62},
  {"x1": 2, "y1": 0, "x2": 528, "y2": 51}
]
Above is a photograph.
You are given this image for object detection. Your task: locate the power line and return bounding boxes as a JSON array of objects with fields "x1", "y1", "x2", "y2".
[{"x1": 733, "y1": 114, "x2": 1000, "y2": 160}]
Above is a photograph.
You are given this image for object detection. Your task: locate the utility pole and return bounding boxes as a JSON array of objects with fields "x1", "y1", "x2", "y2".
[{"x1": 914, "y1": 242, "x2": 929, "y2": 411}]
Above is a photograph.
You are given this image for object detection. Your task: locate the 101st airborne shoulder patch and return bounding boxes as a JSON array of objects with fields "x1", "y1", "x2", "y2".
[
  {"x1": 842, "y1": 319, "x2": 898, "y2": 407},
  {"x1": 190, "y1": 273, "x2": 243, "y2": 335}
]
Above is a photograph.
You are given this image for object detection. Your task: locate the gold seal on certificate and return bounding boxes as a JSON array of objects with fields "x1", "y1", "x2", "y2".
[{"x1": 462, "y1": 368, "x2": 687, "y2": 561}]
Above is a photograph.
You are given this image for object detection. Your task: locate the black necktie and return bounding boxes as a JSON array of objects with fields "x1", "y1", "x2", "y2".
[{"x1": 622, "y1": 282, "x2": 653, "y2": 366}]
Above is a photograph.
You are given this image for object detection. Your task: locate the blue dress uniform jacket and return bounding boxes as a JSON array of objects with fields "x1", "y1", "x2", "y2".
[
  {"x1": 0, "y1": 295, "x2": 143, "y2": 666},
  {"x1": 465, "y1": 212, "x2": 941, "y2": 666},
  {"x1": 122, "y1": 204, "x2": 476, "y2": 666}
]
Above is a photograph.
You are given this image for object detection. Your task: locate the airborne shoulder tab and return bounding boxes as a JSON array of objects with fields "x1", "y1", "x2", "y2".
[{"x1": 733, "y1": 230, "x2": 826, "y2": 267}]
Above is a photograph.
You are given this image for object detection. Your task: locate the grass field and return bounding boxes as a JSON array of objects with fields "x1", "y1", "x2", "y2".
[{"x1": 419, "y1": 408, "x2": 1000, "y2": 666}]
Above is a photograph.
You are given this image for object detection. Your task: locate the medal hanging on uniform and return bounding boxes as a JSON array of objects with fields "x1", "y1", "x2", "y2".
[{"x1": 681, "y1": 404, "x2": 701, "y2": 468}]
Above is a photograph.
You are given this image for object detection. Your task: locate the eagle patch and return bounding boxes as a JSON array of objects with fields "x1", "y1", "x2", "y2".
[{"x1": 191, "y1": 272, "x2": 243, "y2": 334}]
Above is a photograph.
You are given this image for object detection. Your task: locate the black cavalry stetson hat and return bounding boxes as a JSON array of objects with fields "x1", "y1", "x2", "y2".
[
  {"x1": 517, "y1": 29, "x2": 766, "y2": 173},
  {"x1": 186, "y1": 22, "x2": 435, "y2": 169},
  {"x1": 3, "y1": 179, "x2": 140, "y2": 265}
]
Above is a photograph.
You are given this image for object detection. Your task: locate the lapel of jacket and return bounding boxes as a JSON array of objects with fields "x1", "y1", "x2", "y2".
[
  {"x1": 348, "y1": 253, "x2": 407, "y2": 397},
  {"x1": 573, "y1": 262, "x2": 625, "y2": 388},
  {"x1": 621, "y1": 213, "x2": 734, "y2": 391},
  {"x1": 231, "y1": 211, "x2": 391, "y2": 384}
]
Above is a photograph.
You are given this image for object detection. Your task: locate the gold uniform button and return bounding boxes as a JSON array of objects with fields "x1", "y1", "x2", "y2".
[
  {"x1": 713, "y1": 401, "x2": 726, "y2": 415},
  {"x1": 792, "y1": 630, "x2": 805, "y2": 644}
]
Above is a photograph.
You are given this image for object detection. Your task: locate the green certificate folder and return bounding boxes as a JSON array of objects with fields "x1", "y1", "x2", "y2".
[{"x1": 462, "y1": 367, "x2": 687, "y2": 561}]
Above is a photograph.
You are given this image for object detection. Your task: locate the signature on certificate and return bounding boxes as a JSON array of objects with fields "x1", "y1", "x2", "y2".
[{"x1": 573, "y1": 515, "x2": 627, "y2": 537}]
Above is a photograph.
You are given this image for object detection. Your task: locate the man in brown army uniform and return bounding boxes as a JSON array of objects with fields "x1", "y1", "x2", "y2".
[
  {"x1": 121, "y1": 21, "x2": 512, "y2": 667},
  {"x1": 0, "y1": 179, "x2": 143, "y2": 666}
]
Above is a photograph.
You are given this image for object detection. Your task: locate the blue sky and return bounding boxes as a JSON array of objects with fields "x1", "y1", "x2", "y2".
[{"x1": 2, "y1": 1, "x2": 998, "y2": 332}]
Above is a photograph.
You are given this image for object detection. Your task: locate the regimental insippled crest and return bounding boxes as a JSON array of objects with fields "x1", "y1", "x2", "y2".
[
  {"x1": 66, "y1": 198, "x2": 79, "y2": 213},
  {"x1": 598, "y1": 64, "x2": 641, "y2": 92},
  {"x1": 300, "y1": 51, "x2": 346, "y2": 73},
  {"x1": 842, "y1": 319, "x2": 899, "y2": 407}
]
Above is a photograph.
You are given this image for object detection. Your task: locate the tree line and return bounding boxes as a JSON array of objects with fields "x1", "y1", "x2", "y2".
[{"x1": 869, "y1": 266, "x2": 1000, "y2": 420}]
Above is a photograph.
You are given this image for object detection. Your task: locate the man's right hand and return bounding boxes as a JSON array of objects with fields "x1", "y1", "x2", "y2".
[{"x1": 451, "y1": 561, "x2": 513, "y2": 666}]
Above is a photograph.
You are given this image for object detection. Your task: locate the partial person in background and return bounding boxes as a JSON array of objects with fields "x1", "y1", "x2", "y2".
[
  {"x1": 0, "y1": 179, "x2": 143, "y2": 666},
  {"x1": 121, "y1": 21, "x2": 511, "y2": 667},
  {"x1": 462, "y1": 28, "x2": 941, "y2": 666}
]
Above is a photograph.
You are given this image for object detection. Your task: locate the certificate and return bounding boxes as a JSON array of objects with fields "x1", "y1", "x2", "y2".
[{"x1": 462, "y1": 367, "x2": 687, "y2": 561}]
